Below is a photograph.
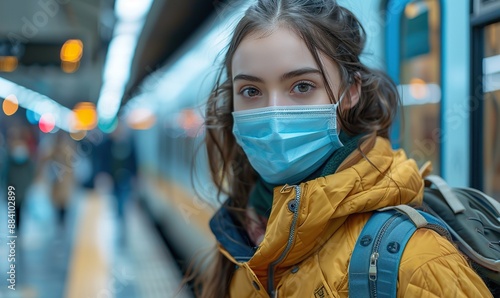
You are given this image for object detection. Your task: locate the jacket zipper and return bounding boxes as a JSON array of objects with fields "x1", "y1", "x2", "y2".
[
  {"x1": 369, "y1": 213, "x2": 402, "y2": 298},
  {"x1": 268, "y1": 184, "x2": 301, "y2": 297}
]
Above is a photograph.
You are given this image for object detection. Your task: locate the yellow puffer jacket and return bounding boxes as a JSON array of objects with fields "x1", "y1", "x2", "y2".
[{"x1": 213, "y1": 137, "x2": 492, "y2": 297}]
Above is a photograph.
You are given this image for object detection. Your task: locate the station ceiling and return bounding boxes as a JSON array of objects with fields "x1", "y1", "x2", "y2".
[{"x1": 0, "y1": 0, "x2": 218, "y2": 110}]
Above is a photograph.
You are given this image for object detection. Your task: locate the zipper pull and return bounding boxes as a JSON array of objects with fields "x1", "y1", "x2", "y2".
[
  {"x1": 369, "y1": 252, "x2": 379, "y2": 281},
  {"x1": 280, "y1": 184, "x2": 295, "y2": 193}
]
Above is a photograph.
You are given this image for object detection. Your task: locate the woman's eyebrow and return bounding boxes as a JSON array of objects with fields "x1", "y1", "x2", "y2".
[
  {"x1": 233, "y1": 67, "x2": 321, "y2": 83},
  {"x1": 233, "y1": 74, "x2": 263, "y2": 83},
  {"x1": 280, "y1": 67, "x2": 321, "y2": 81}
]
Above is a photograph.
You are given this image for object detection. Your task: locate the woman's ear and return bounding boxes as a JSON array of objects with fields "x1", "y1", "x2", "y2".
[{"x1": 342, "y1": 73, "x2": 361, "y2": 109}]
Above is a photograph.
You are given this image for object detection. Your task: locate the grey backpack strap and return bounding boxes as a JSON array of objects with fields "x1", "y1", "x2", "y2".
[
  {"x1": 378, "y1": 205, "x2": 428, "y2": 228},
  {"x1": 425, "y1": 175, "x2": 466, "y2": 214}
]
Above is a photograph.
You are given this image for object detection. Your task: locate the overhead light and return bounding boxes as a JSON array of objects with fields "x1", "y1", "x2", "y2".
[
  {"x1": 102, "y1": 34, "x2": 136, "y2": 83},
  {"x1": 97, "y1": 0, "x2": 153, "y2": 124},
  {"x1": 0, "y1": 77, "x2": 75, "y2": 132},
  {"x1": 97, "y1": 86, "x2": 124, "y2": 120},
  {"x1": 115, "y1": 0, "x2": 154, "y2": 21}
]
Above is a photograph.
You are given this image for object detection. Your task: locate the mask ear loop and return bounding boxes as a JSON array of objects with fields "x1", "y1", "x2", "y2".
[
  {"x1": 336, "y1": 92, "x2": 346, "y2": 107},
  {"x1": 330, "y1": 83, "x2": 346, "y2": 142},
  {"x1": 335, "y1": 72, "x2": 356, "y2": 107},
  {"x1": 332, "y1": 73, "x2": 355, "y2": 142}
]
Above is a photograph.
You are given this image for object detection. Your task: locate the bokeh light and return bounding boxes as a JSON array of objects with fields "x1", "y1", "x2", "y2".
[
  {"x1": 61, "y1": 39, "x2": 84, "y2": 62},
  {"x1": 0, "y1": 56, "x2": 18, "y2": 72},
  {"x1": 127, "y1": 108, "x2": 156, "y2": 130},
  {"x1": 98, "y1": 117, "x2": 118, "y2": 133},
  {"x1": 404, "y1": 3, "x2": 421, "y2": 19},
  {"x1": 2, "y1": 94, "x2": 19, "y2": 116},
  {"x1": 73, "y1": 102, "x2": 98, "y2": 130},
  {"x1": 70, "y1": 130, "x2": 87, "y2": 141},
  {"x1": 39, "y1": 113, "x2": 56, "y2": 133},
  {"x1": 26, "y1": 109, "x2": 40, "y2": 124},
  {"x1": 177, "y1": 109, "x2": 203, "y2": 137},
  {"x1": 409, "y1": 78, "x2": 429, "y2": 99},
  {"x1": 61, "y1": 39, "x2": 83, "y2": 73}
]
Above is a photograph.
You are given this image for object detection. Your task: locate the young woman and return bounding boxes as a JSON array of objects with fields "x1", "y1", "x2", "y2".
[{"x1": 192, "y1": 0, "x2": 492, "y2": 297}]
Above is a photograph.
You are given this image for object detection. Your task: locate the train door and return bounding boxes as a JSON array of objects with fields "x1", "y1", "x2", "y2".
[
  {"x1": 386, "y1": 0, "x2": 442, "y2": 174},
  {"x1": 471, "y1": 0, "x2": 500, "y2": 198},
  {"x1": 387, "y1": 0, "x2": 474, "y2": 186}
]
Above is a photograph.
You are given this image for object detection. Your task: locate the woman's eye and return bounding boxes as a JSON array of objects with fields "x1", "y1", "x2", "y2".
[
  {"x1": 240, "y1": 87, "x2": 261, "y2": 98},
  {"x1": 292, "y1": 82, "x2": 315, "y2": 94}
]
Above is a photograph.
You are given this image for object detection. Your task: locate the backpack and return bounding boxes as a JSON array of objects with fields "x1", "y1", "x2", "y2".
[
  {"x1": 348, "y1": 175, "x2": 500, "y2": 297},
  {"x1": 422, "y1": 175, "x2": 500, "y2": 295}
]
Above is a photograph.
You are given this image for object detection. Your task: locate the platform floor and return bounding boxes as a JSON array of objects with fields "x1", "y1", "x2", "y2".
[{"x1": 0, "y1": 182, "x2": 193, "y2": 298}]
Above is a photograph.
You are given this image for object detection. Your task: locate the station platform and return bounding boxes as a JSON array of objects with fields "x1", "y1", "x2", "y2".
[{"x1": 0, "y1": 181, "x2": 193, "y2": 298}]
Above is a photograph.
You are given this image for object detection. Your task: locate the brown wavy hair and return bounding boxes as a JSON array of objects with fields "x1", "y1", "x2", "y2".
[{"x1": 185, "y1": 0, "x2": 400, "y2": 296}]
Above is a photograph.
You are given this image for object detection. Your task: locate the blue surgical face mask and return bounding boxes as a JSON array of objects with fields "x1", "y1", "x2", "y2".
[{"x1": 232, "y1": 102, "x2": 344, "y2": 185}]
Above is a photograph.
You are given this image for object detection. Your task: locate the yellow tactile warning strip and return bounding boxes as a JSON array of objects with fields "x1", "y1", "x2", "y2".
[
  {"x1": 63, "y1": 188, "x2": 194, "y2": 298},
  {"x1": 64, "y1": 191, "x2": 111, "y2": 298}
]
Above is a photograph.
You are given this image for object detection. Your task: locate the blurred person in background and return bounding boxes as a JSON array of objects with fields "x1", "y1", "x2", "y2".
[
  {"x1": 95, "y1": 120, "x2": 138, "y2": 239},
  {"x1": 4, "y1": 125, "x2": 36, "y2": 232},
  {"x1": 45, "y1": 131, "x2": 75, "y2": 228},
  {"x1": 110, "y1": 122, "x2": 138, "y2": 226}
]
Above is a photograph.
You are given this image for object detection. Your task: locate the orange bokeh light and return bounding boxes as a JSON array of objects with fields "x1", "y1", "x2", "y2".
[
  {"x1": 72, "y1": 102, "x2": 97, "y2": 131},
  {"x1": 2, "y1": 94, "x2": 19, "y2": 116},
  {"x1": 61, "y1": 39, "x2": 83, "y2": 62},
  {"x1": 0, "y1": 56, "x2": 18, "y2": 72}
]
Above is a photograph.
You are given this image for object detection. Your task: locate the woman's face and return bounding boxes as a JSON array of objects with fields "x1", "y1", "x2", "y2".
[{"x1": 231, "y1": 26, "x2": 343, "y2": 111}]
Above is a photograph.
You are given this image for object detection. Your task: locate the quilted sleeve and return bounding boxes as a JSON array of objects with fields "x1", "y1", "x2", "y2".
[{"x1": 398, "y1": 229, "x2": 493, "y2": 298}]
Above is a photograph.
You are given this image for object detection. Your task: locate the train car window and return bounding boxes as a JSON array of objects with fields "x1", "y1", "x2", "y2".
[
  {"x1": 483, "y1": 22, "x2": 500, "y2": 197},
  {"x1": 398, "y1": 0, "x2": 441, "y2": 173}
]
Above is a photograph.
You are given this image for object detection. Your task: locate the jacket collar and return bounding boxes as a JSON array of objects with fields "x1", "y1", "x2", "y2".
[{"x1": 209, "y1": 205, "x2": 256, "y2": 262}]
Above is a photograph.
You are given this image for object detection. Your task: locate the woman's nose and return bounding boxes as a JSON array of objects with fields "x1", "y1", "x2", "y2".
[{"x1": 268, "y1": 91, "x2": 288, "y2": 107}]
